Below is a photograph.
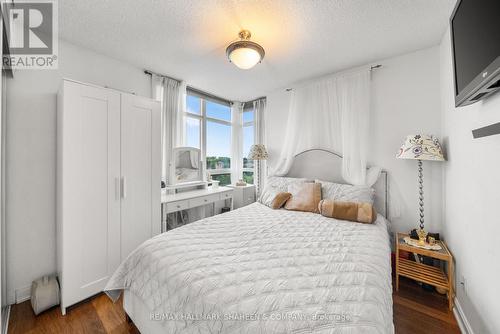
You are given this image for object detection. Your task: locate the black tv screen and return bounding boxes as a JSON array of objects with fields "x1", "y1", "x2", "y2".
[{"x1": 451, "y1": 0, "x2": 500, "y2": 106}]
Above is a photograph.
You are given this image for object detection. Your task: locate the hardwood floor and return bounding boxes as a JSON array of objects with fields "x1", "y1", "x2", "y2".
[
  {"x1": 393, "y1": 277, "x2": 460, "y2": 333},
  {"x1": 8, "y1": 295, "x2": 138, "y2": 334},
  {"x1": 9, "y1": 277, "x2": 460, "y2": 334}
]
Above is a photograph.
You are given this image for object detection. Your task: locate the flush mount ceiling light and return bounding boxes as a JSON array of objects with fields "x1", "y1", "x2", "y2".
[{"x1": 226, "y1": 30, "x2": 265, "y2": 70}]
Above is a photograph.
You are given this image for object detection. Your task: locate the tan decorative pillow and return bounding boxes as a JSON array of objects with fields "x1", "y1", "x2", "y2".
[
  {"x1": 258, "y1": 176, "x2": 312, "y2": 208},
  {"x1": 318, "y1": 199, "x2": 377, "y2": 224},
  {"x1": 284, "y1": 183, "x2": 322, "y2": 213},
  {"x1": 271, "y1": 192, "x2": 292, "y2": 209}
]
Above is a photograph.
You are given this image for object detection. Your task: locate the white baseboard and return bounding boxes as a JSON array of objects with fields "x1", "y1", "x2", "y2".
[
  {"x1": 14, "y1": 285, "x2": 31, "y2": 304},
  {"x1": 453, "y1": 297, "x2": 474, "y2": 334},
  {"x1": 1, "y1": 305, "x2": 10, "y2": 334}
]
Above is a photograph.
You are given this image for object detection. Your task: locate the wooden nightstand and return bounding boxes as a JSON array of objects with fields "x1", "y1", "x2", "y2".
[{"x1": 395, "y1": 232, "x2": 454, "y2": 310}]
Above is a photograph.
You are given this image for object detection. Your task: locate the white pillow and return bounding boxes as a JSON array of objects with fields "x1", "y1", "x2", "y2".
[
  {"x1": 315, "y1": 179, "x2": 375, "y2": 204},
  {"x1": 259, "y1": 176, "x2": 312, "y2": 207}
]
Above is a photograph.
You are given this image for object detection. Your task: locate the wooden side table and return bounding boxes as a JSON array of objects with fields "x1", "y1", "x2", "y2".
[{"x1": 395, "y1": 232, "x2": 454, "y2": 310}]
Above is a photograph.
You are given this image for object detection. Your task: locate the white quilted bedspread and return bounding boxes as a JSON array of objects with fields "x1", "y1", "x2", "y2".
[{"x1": 105, "y1": 203, "x2": 394, "y2": 334}]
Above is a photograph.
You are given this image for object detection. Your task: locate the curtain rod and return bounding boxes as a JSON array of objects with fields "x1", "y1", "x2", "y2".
[
  {"x1": 144, "y1": 69, "x2": 233, "y2": 104},
  {"x1": 145, "y1": 69, "x2": 266, "y2": 105},
  {"x1": 144, "y1": 69, "x2": 182, "y2": 83},
  {"x1": 285, "y1": 64, "x2": 383, "y2": 91},
  {"x1": 245, "y1": 96, "x2": 266, "y2": 104},
  {"x1": 187, "y1": 86, "x2": 233, "y2": 106}
]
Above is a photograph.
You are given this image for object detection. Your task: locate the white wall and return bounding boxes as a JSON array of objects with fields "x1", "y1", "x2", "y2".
[
  {"x1": 267, "y1": 47, "x2": 443, "y2": 234},
  {"x1": 5, "y1": 40, "x2": 150, "y2": 304},
  {"x1": 440, "y1": 28, "x2": 500, "y2": 333}
]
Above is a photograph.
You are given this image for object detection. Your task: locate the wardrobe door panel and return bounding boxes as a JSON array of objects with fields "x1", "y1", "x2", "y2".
[
  {"x1": 60, "y1": 81, "x2": 121, "y2": 309},
  {"x1": 120, "y1": 94, "x2": 160, "y2": 259}
]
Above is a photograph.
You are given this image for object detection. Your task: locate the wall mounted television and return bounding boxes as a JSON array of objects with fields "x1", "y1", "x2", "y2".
[{"x1": 450, "y1": 0, "x2": 500, "y2": 107}]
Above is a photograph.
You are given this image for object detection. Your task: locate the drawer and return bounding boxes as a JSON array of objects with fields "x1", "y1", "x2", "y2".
[
  {"x1": 243, "y1": 194, "x2": 255, "y2": 206},
  {"x1": 189, "y1": 194, "x2": 220, "y2": 207},
  {"x1": 243, "y1": 186, "x2": 256, "y2": 198},
  {"x1": 166, "y1": 200, "x2": 189, "y2": 213},
  {"x1": 219, "y1": 191, "x2": 233, "y2": 201}
]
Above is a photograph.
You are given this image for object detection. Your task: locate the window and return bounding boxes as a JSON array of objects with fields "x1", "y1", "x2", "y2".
[
  {"x1": 184, "y1": 90, "x2": 258, "y2": 186},
  {"x1": 206, "y1": 101, "x2": 231, "y2": 121},
  {"x1": 185, "y1": 90, "x2": 233, "y2": 186},
  {"x1": 185, "y1": 117, "x2": 200, "y2": 149},
  {"x1": 186, "y1": 95, "x2": 201, "y2": 115},
  {"x1": 185, "y1": 95, "x2": 201, "y2": 148},
  {"x1": 242, "y1": 107, "x2": 255, "y2": 184},
  {"x1": 206, "y1": 119, "x2": 231, "y2": 184}
]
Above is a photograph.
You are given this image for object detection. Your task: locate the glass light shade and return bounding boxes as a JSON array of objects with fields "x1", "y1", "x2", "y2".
[
  {"x1": 226, "y1": 36, "x2": 265, "y2": 70},
  {"x1": 229, "y1": 47, "x2": 261, "y2": 69}
]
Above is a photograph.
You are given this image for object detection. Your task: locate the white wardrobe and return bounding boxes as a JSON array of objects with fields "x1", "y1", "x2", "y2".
[{"x1": 56, "y1": 79, "x2": 161, "y2": 314}]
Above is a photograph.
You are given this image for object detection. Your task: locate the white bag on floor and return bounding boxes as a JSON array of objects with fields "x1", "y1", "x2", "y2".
[{"x1": 31, "y1": 276, "x2": 60, "y2": 315}]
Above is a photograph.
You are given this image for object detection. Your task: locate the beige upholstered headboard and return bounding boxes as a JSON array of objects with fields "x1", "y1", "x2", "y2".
[{"x1": 285, "y1": 149, "x2": 388, "y2": 218}]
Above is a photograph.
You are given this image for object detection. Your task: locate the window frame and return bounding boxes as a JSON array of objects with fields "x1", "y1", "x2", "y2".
[
  {"x1": 184, "y1": 89, "x2": 257, "y2": 185},
  {"x1": 242, "y1": 107, "x2": 255, "y2": 184},
  {"x1": 184, "y1": 91, "x2": 233, "y2": 180}
]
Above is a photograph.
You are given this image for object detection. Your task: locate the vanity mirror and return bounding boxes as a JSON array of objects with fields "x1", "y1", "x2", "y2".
[{"x1": 169, "y1": 147, "x2": 204, "y2": 185}]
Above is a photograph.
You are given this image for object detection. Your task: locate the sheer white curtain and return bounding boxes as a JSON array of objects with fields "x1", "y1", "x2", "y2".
[
  {"x1": 253, "y1": 98, "x2": 267, "y2": 193},
  {"x1": 338, "y1": 71, "x2": 371, "y2": 185},
  {"x1": 271, "y1": 69, "x2": 371, "y2": 185},
  {"x1": 231, "y1": 102, "x2": 244, "y2": 184},
  {"x1": 152, "y1": 74, "x2": 186, "y2": 182}
]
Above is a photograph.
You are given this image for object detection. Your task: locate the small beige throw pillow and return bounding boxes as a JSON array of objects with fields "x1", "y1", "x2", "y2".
[
  {"x1": 271, "y1": 192, "x2": 292, "y2": 209},
  {"x1": 284, "y1": 183, "x2": 322, "y2": 213}
]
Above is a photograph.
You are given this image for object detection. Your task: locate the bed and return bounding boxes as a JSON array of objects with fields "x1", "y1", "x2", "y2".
[{"x1": 105, "y1": 149, "x2": 394, "y2": 333}]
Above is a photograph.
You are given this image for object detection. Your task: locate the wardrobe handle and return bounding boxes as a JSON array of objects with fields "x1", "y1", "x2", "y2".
[{"x1": 121, "y1": 177, "x2": 127, "y2": 199}]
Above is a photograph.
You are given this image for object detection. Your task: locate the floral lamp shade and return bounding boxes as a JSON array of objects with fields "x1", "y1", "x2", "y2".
[
  {"x1": 397, "y1": 135, "x2": 445, "y2": 161},
  {"x1": 248, "y1": 144, "x2": 268, "y2": 160}
]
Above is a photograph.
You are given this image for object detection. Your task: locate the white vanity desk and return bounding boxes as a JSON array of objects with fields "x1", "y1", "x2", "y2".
[{"x1": 161, "y1": 186, "x2": 233, "y2": 232}]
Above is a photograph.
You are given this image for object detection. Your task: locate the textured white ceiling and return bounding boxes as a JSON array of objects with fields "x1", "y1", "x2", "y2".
[{"x1": 59, "y1": 0, "x2": 456, "y2": 101}]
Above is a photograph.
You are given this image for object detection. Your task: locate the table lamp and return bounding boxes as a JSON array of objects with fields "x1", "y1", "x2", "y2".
[
  {"x1": 248, "y1": 144, "x2": 268, "y2": 196},
  {"x1": 397, "y1": 135, "x2": 445, "y2": 244}
]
